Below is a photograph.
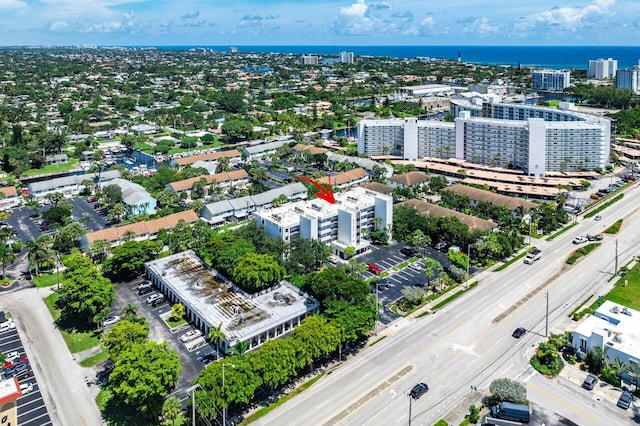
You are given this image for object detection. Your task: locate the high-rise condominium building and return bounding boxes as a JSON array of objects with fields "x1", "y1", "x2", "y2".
[
  {"x1": 588, "y1": 58, "x2": 618, "y2": 79},
  {"x1": 357, "y1": 101, "x2": 611, "y2": 177},
  {"x1": 531, "y1": 69, "x2": 571, "y2": 91},
  {"x1": 616, "y1": 67, "x2": 640, "y2": 94},
  {"x1": 339, "y1": 51, "x2": 354, "y2": 64}
]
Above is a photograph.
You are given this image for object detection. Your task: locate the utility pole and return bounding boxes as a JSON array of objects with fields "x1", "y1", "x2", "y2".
[
  {"x1": 615, "y1": 239, "x2": 619, "y2": 275},
  {"x1": 408, "y1": 395, "x2": 412, "y2": 426},
  {"x1": 545, "y1": 291, "x2": 549, "y2": 337}
]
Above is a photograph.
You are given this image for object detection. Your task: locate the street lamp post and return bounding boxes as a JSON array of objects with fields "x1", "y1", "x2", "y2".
[
  {"x1": 56, "y1": 251, "x2": 61, "y2": 292},
  {"x1": 466, "y1": 243, "x2": 474, "y2": 288},
  {"x1": 222, "y1": 363, "x2": 236, "y2": 426},
  {"x1": 186, "y1": 383, "x2": 201, "y2": 426},
  {"x1": 374, "y1": 280, "x2": 380, "y2": 335}
]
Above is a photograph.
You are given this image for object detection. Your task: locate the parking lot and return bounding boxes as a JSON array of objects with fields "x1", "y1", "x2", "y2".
[
  {"x1": 353, "y1": 243, "x2": 479, "y2": 324},
  {"x1": 107, "y1": 277, "x2": 217, "y2": 400},
  {"x1": 0, "y1": 320, "x2": 53, "y2": 426}
]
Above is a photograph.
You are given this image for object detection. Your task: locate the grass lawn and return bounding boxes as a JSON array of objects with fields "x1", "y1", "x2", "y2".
[
  {"x1": 23, "y1": 159, "x2": 79, "y2": 177},
  {"x1": 96, "y1": 388, "x2": 112, "y2": 412},
  {"x1": 166, "y1": 315, "x2": 187, "y2": 329},
  {"x1": 604, "y1": 219, "x2": 623, "y2": 234},
  {"x1": 44, "y1": 292, "x2": 102, "y2": 353},
  {"x1": 566, "y1": 243, "x2": 600, "y2": 265},
  {"x1": 80, "y1": 347, "x2": 110, "y2": 367},
  {"x1": 32, "y1": 273, "x2": 60, "y2": 288},
  {"x1": 606, "y1": 264, "x2": 640, "y2": 310}
]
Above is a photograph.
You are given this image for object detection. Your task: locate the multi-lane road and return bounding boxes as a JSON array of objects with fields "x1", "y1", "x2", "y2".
[{"x1": 257, "y1": 184, "x2": 640, "y2": 426}]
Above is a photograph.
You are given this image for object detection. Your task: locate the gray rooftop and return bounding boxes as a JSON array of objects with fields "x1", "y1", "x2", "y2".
[
  {"x1": 243, "y1": 139, "x2": 288, "y2": 155},
  {"x1": 145, "y1": 250, "x2": 318, "y2": 345},
  {"x1": 28, "y1": 170, "x2": 121, "y2": 193}
]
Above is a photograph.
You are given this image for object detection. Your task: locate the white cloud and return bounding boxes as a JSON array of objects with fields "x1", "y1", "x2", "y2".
[
  {"x1": 461, "y1": 17, "x2": 499, "y2": 36},
  {"x1": 340, "y1": 0, "x2": 368, "y2": 17},
  {"x1": 50, "y1": 21, "x2": 70, "y2": 31},
  {"x1": 515, "y1": 0, "x2": 616, "y2": 33}
]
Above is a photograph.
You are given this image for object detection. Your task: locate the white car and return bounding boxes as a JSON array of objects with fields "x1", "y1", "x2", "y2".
[
  {"x1": 594, "y1": 215, "x2": 602, "y2": 221},
  {"x1": 572, "y1": 236, "x2": 588, "y2": 244},
  {"x1": 179, "y1": 329, "x2": 203, "y2": 343},
  {"x1": 103, "y1": 316, "x2": 120, "y2": 327},
  {"x1": 4, "y1": 351, "x2": 20, "y2": 362},
  {"x1": 19, "y1": 382, "x2": 34, "y2": 395},
  {"x1": 145, "y1": 293, "x2": 162, "y2": 304},
  {"x1": 0, "y1": 320, "x2": 16, "y2": 331}
]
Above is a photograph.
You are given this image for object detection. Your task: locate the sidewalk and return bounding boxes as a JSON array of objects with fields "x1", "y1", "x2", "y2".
[{"x1": 558, "y1": 363, "x2": 625, "y2": 406}]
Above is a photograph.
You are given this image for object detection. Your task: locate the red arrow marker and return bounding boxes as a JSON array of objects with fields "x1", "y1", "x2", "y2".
[{"x1": 295, "y1": 175, "x2": 336, "y2": 204}]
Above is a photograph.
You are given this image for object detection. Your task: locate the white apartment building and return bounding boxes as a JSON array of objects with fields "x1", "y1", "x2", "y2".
[
  {"x1": 616, "y1": 67, "x2": 640, "y2": 94},
  {"x1": 339, "y1": 51, "x2": 354, "y2": 64},
  {"x1": 253, "y1": 187, "x2": 392, "y2": 258},
  {"x1": 531, "y1": 69, "x2": 571, "y2": 91},
  {"x1": 299, "y1": 55, "x2": 320, "y2": 65},
  {"x1": 588, "y1": 58, "x2": 618, "y2": 79},
  {"x1": 358, "y1": 101, "x2": 611, "y2": 176},
  {"x1": 572, "y1": 300, "x2": 640, "y2": 385}
]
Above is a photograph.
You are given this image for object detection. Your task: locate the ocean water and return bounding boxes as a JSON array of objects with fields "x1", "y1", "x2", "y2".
[{"x1": 136, "y1": 45, "x2": 640, "y2": 71}]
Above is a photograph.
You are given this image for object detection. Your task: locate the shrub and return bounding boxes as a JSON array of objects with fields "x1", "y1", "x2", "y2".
[
  {"x1": 489, "y1": 378, "x2": 527, "y2": 404},
  {"x1": 467, "y1": 404, "x2": 480, "y2": 424}
]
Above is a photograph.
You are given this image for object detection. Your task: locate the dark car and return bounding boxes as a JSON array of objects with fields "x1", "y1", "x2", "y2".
[
  {"x1": 138, "y1": 286, "x2": 154, "y2": 295},
  {"x1": 512, "y1": 327, "x2": 526, "y2": 338},
  {"x1": 582, "y1": 374, "x2": 598, "y2": 390},
  {"x1": 618, "y1": 391, "x2": 633, "y2": 409},
  {"x1": 409, "y1": 382, "x2": 429, "y2": 400},
  {"x1": 401, "y1": 247, "x2": 418, "y2": 257}
]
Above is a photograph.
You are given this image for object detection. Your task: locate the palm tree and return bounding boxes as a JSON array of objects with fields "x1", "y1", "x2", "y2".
[
  {"x1": 122, "y1": 229, "x2": 136, "y2": 242},
  {"x1": 27, "y1": 236, "x2": 52, "y2": 276},
  {"x1": 0, "y1": 244, "x2": 16, "y2": 279},
  {"x1": 612, "y1": 357, "x2": 628, "y2": 380},
  {"x1": 208, "y1": 323, "x2": 225, "y2": 358},
  {"x1": 122, "y1": 304, "x2": 138, "y2": 319},
  {"x1": 162, "y1": 396, "x2": 183, "y2": 426},
  {"x1": 423, "y1": 258, "x2": 444, "y2": 288},
  {"x1": 626, "y1": 362, "x2": 640, "y2": 387},
  {"x1": 227, "y1": 340, "x2": 249, "y2": 356}
]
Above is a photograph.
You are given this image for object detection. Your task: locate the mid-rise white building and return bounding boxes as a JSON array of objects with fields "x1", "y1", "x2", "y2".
[
  {"x1": 572, "y1": 300, "x2": 640, "y2": 384},
  {"x1": 588, "y1": 58, "x2": 617, "y2": 79},
  {"x1": 531, "y1": 69, "x2": 571, "y2": 91},
  {"x1": 339, "y1": 51, "x2": 354, "y2": 64},
  {"x1": 253, "y1": 187, "x2": 392, "y2": 258},
  {"x1": 616, "y1": 67, "x2": 640, "y2": 94},
  {"x1": 357, "y1": 101, "x2": 611, "y2": 177},
  {"x1": 299, "y1": 55, "x2": 320, "y2": 65}
]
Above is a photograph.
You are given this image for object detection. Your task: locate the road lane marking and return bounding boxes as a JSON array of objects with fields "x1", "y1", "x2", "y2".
[
  {"x1": 527, "y1": 381, "x2": 600, "y2": 424},
  {"x1": 500, "y1": 363, "x2": 514, "y2": 376},
  {"x1": 320, "y1": 365, "x2": 412, "y2": 426}
]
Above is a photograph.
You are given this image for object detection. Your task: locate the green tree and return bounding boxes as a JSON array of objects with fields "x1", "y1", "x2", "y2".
[
  {"x1": 208, "y1": 323, "x2": 225, "y2": 356},
  {"x1": 423, "y1": 257, "x2": 444, "y2": 287},
  {"x1": 489, "y1": 378, "x2": 527, "y2": 404},
  {"x1": 401, "y1": 286, "x2": 424, "y2": 305},
  {"x1": 248, "y1": 338, "x2": 299, "y2": 390},
  {"x1": 103, "y1": 320, "x2": 149, "y2": 360},
  {"x1": 303, "y1": 267, "x2": 370, "y2": 308},
  {"x1": 324, "y1": 300, "x2": 376, "y2": 344},
  {"x1": 109, "y1": 341, "x2": 181, "y2": 418},
  {"x1": 101, "y1": 240, "x2": 161, "y2": 280},
  {"x1": 0, "y1": 244, "x2": 16, "y2": 278},
  {"x1": 103, "y1": 184, "x2": 123, "y2": 206},
  {"x1": 59, "y1": 254, "x2": 115, "y2": 325},
  {"x1": 222, "y1": 119, "x2": 253, "y2": 141},
  {"x1": 232, "y1": 253, "x2": 286, "y2": 291},
  {"x1": 171, "y1": 303, "x2": 185, "y2": 322},
  {"x1": 162, "y1": 396, "x2": 184, "y2": 426},
  {"x1": 293, "y1": 315, "x2": 341, "y2": 368}
]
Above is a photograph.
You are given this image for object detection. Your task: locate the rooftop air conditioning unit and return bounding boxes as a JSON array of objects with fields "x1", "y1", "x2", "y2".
[{"x1": 611, "y1": 306, "x2": 620, "y2": 314}]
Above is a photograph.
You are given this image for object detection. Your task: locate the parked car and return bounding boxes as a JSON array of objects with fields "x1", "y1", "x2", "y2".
[
  {"x1": 19, "y1": 382, "x2": 34, "y2": 395},
  {"x1": 103, "y1": 316, "x2": 120, "y2": 327},
  {"x1": 179, "y1": 329, "x2": 203, "y2": 343},
  {"x1": 409, "y1": 382, "x2": 429, "y2": 400},
  {"x1": 572, "y1": 236, "x2": 588, "y2": 244},
  {"x1": 617, "y1": 390, "x2": 633, "y2": 409},
  {"x1": 401, "y1": 247, "x2": 418, "y2": 257},
  {"x1": 582, "y1": 374, "x2": 598, "y2": 390},
  {"x1": 4, "y1": 351, "x2": 20, "y2": 362},
  {"x1": 87, "y1": 197, "x2": 99, "y2": 203},
  {"x1": 138, "y1": 286, "x2": 154, "y2": 295},
  {"x1": 434, "y1": 241, "x2": 447, "y2": 251},
  {"x1": 512, "y1": 327, "x2": 526, "y2": 338},
  {"x1": 151, "y1": 296, "x2": 166, "y2": 307},
  {"x1": 145, "y1": 293, "x2": 163, "y2": 304},
  {"x1": 367, "y1": 263, "x2": 382, "y2": 275}
]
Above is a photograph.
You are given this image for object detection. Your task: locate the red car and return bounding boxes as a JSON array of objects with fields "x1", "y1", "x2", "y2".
[{"x1": 368, "y1": 263, "x2": 382, "y2": 275}]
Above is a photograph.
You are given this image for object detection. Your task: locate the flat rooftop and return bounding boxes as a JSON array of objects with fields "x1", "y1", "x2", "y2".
[{"x1": 145, "y1": 250, "x2": 318, "y2": 345}]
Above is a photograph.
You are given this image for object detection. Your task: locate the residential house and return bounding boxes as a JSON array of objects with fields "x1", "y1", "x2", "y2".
[
  {"x1": 388, "y1": 171, "x2": 430, "y2": 189},
  {"x1": 398, "y1": 199, "x2": 497, "y2": 232},
  {"x1": 165, "y1": 170, "x2": 250, "y2": 198}
]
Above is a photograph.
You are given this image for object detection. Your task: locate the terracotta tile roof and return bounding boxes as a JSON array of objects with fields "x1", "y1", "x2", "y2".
[
  {"x1": 398, "y1": 199, "x2": 497, "y2": 232},
  {"x1": 0, "y1": 186, "x2": 18, "y2": 198},
  {"x1": 292, "y1": 143, "x2": 328, "y2": 155},
  {"x1": 167, "y1": 170, "x2": 249, "y2": 192},
  {"x1": 173, "y1": 149, "x2": 241, "y2": 166},
  {"x1": 84, "y1": 210, "x2": 199, "y2": 245},
  {"x1": 446, "y1": 183, "x2": 538, "y2": 211},
  {"x1": 319, "y1": 167, "x2": 368, "y2": 186},
  {"x1": 361, "y1": 182, "x2": 394, "y2": 195},
  {"x1": 388, "y1": 171, "x2": 430, "y2": 186}
]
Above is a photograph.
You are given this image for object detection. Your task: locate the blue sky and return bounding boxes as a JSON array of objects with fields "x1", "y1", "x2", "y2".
[{"x1": 1, "y1": 0, "x2": 638, "y2": 46}]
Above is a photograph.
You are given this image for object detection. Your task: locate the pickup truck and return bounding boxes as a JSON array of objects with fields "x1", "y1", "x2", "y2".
[{"x1": 523, "y1": 249, "x2": 542, "y2": 265}]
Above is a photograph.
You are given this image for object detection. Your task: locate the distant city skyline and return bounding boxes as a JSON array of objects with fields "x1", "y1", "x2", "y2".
[{"x1": 1, "y1": 0, "x2": 639, "y2": 46}]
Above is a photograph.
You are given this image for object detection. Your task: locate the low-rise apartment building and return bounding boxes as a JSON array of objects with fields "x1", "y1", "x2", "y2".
[
  {"x1": 170, "y1": 149, "x2": 242, "y2": 170},
  {"x1": 253, "y1": 187, "x2": 392, "y2": 258},
  {"x1": 0, "y1": 186, "x2": 20, "y2": 211},
  {"x1": 27, "y1": 170, "x2": 121, "y2": 199},
  {"x1": 165, "y1": 170, "x2": 250, "y2": 197}
]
